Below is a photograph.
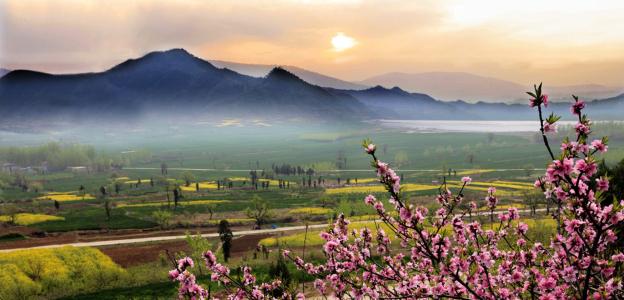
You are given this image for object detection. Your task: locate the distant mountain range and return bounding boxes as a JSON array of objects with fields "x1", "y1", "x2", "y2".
[
  {"x1": 209, "y1": 60, "x2": 366, "y2": 90},
  {"x1": 1, "y1": 49, "x2": 623, "y2": 129},
  {"x1": 0, "y1": 49, "x2": 370, "y2": 124},
  {"x1": 197, "y1": 63, "x2": 623, "y2": 104},
  {"x1": 359, "y1": 72, "x2": 623, "y2": 103}
]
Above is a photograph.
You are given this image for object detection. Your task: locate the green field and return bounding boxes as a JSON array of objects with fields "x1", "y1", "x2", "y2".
[{"x1": 1, "y1": 123, "x2": 622, "y2": 299}]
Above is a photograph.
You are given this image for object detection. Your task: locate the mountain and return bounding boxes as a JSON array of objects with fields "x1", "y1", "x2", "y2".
[
  {"x1": 333, "y1": 85, "x2": 457, "y2": 119},
  {"x1": 0, "y1": 68, "x2": 9, "y2": 78},
  {"x1": 0, "y1": 49, "x2": 371, "y2": 125},
  {"x1": 360, "y1": 72, "x2": 622, "y2": 103},
  {"x1": 209, "y1": 60, "x2": 367, "y2": 90},
  {"x1": 1, "y1": 48, "x2": 623, "y2": 131}
]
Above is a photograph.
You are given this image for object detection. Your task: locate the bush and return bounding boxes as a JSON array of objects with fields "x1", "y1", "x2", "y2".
[{"x1": 0, "y1": 247, "x2": 126, "y2": 299}]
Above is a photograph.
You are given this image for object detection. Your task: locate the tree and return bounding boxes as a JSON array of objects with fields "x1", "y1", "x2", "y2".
[
  {"x1": 168, "y1": 85, "x2": 624, "y2": 300},
  {"x1": 173, "y1": 186, "x2": 181, "y2": 208},
  {"x1": 182, "y1": 171, "x2": 195, "y2": 187},
  {"x1": 98, "y1": 185, "x2": 111, "y2": 221},
  {"x1": 0, "y1": 204, "x2": 20, "y2": 225},
  {"x1": 160, "y1": 162, "x2": 168, "y2": 175},
  {"x1": 206, "y1": 204, "x2": 216, "y2": 220},
  {"x1": 54, "y1": 200, "x2": 60, "y2": 211},
  {"x1": 79, "y1": 184, "x2": 86, "y2": 201},
  {"x1": 152, "y1": 209, "x2": 172, "y2": 229},
  {"x1": 218, "y1": 220, "x2": 233, "y2": 262},
  {"x1": 245, "y1": 195, "x2": 272, "y2": 228},
  {"x1": 521, "y1": 189, "x2": 544, "y2": 216},
  {"x1": 268, "y1": 251, "x2": 291, "y2": 288},
  {"x1": 184, "y1": 233, "x2": 212, "y2": 276},
  {"x1": 104, "y1": 199, "x2": 112, "y2": 221}
]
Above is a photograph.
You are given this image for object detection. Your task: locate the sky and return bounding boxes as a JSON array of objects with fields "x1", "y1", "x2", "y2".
[{"x1": 2, "y1": 0, "x2": 624, "y2": 86}]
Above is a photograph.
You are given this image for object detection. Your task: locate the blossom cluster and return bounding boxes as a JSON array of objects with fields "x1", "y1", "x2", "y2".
[{"x1": 168, "y1": 84, "x2": 623, "y2": 299}]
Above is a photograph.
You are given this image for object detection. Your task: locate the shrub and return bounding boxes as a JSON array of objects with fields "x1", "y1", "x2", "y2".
[{"x1": 0, "y1": 247, "x2": 126, "y2": 299}]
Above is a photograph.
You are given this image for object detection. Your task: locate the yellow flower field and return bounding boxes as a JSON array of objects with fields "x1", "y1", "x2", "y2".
[
  {"x1": 463, "y1": 181, "x2": 534, "y2": 190},
  {"x1": 492, "y1": 180, "x2": 535, "y2": 187},
  {"x1": 260, "y1": 216, "x2": 556, "y2": 249},
  {"x1": 179, "y1": 182, "x2": 218, "y2": 191},
  {"x1": 38, "y1": 193, "x2": 95, "y2": 202},
  {"x1": 117, "y1": 199, "x2": 229, "y2": 208},
  {"x1": 0, "y1": 213, "x2": 65, "y2": 225},
  {"x1": 259, "y1": 221, "x2": 394, "y2": 247},
  {"x1": 326, "y1": 180, "x2": 529, "y2": 196},
  {"x1": 354, "y1": 178, "x2": 379, "y2": 184},
  {"x1": 0, "y1": 247, "x2": 126, "y2": 299},
  {"x1": 45, "y1": 191, "x2": 77, "y2": 195},
  {"x1": 289, "y1": 207, "x2": 333, "y2": 215},
  {"x1": 325, "y1": 183, "x2": 440, "y2": 195},
  {"x1": 258, "y1": 179, "x2": 282, "y2": 185}
]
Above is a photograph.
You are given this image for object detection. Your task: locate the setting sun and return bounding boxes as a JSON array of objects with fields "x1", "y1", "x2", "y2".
[{"x1": 331, "y1": 32, "x2": 356, "y2": 52}]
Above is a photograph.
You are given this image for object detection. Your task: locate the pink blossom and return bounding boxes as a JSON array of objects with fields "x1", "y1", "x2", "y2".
[
  {"x1": 575, "y1": 122, "x2": 590, "y2": 135},
  {"x1": 591, "y1": 139, "x2": 608, "y2": 153},
  {"x1": 571, "y1": 99, "x2": 585, "y2": 115},
  {"x1": 544, "y1": 122, "x2": 557, "y2": 133},
  {"x1": 517, "y1": 222, "x2": 528, "y2": 235},
  {"x1": 177, "y1": 257, "x2": 194, "y2": 270},
  {"x1": 203, "y1": 251, "x2": 216, "y2": 268},
  {"x1": 461, "y1": 176, "x2": 472, "y2": 185},
  {"x1": 596, "y1": 177, "x2": 609, "y2": 192},
  {"x1": 168, "y1": 269, "x2": 180, "y2": 281},
  {"x1": 365, "y1": 143, "x2": 376, "y2": 154},
  {"x1": 167, "y1": 92, "x2": 624, "y2": 300}
]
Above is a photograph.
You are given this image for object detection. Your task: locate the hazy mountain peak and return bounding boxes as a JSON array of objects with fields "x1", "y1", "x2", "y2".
[
  {"x1": 209, "y1": 60, "x2": 367, "y2": 90},
  {"x1": 368, "y1": 85, "x2": 389, "y2": 91},
  {"x1": 108, "y1": 48, "x2": 216, "y2": 74},
  {"x1": 364, "y1": 85, "x2": 409, "y2": 96},
  {"x1": 265, "y1": 67, "x2": 303, "y2": 82},
  {"x1": 390, "y1": 86, "x2": 408, "y2": 93}
]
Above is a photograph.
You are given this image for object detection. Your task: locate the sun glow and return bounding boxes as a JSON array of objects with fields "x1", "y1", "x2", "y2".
[{"x1": 331, "y1": 32, "x2": 356, "y2": 52}]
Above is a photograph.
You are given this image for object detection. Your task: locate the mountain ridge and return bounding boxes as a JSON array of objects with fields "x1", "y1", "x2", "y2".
[
  {"x1": 209, "y1": 60, "x2": 367, "y2": 90},
  {"x1": 360, "y1": 71, "x2": 623, "y2": 103},
  {"x1": 0, "y1": 49, "x2": 372, "y2": 124},
  {"x1": 1, "y1": 48, "x2": 623, "y2": 130}
]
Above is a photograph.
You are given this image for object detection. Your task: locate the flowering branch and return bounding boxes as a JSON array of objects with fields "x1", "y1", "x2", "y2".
[{"x1": 168, "y1": 85, "x2": 624, "y2": 300}]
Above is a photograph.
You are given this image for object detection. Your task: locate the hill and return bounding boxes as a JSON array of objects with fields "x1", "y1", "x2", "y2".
[
  {"x1": 209, "y1": 60, "x2": 367, "y2": 90},
  {"x1": 360, "y1": 72, "x2": 622, "y2": 103}
]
